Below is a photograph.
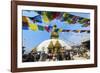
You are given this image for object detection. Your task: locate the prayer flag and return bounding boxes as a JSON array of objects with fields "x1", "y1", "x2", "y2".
[
  {"x1": 38, "y1": 25, "x2": 44, "y2": 31},
  {"x1": 29, "y1": 23, "x2": 38, "y2": 31},
  {"x1": 22, "y1": 16, "x2": 28, "y2": 23},
  {"x1": 42, "y1": 12, "x2": 50, "y2": 23}
]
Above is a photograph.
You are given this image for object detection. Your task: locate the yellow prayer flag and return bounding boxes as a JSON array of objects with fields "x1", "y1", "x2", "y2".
[{"x1": 29, "y1": 23, "x2": 38, "y2": 31}]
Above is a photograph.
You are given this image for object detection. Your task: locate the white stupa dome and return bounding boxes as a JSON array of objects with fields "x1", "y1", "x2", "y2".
[{"x1": 37, "y1": 39, "x2": 72, "y2": 53}]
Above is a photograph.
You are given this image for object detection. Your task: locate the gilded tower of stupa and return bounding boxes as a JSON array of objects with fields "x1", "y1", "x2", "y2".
[
  {"x1": 48, "y1": 25, "x2": 62, "y2": 54},
  {"x1": 50, "y1": 25, "x2": 59, "y2": 39}
]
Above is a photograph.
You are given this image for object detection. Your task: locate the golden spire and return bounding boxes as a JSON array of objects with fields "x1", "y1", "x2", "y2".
[{"x1": 50, "y1": 25, "x2": 59, "y2": 39}]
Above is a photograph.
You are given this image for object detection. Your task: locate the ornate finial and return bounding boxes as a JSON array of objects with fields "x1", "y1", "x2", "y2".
[{"x1": 50, "y1": 25, "x2": 59, "y2": 39}]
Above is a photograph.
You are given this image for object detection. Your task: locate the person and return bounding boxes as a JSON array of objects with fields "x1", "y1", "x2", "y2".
[
  {"x1": 52, "y1": 53, "x2": 57, "y2": 61},
  {"x1": 48, "y1": 53, "x2": 53, "y2": 61},
  {"x1": 57, "y1": 52, "x2": 63, "y2": 61},
  {"x1": 65, "y1": 51, "x2": 69, "y2": 60},
  {"x1": 27, "y1": 53, "x2": 35, "y2": 62},
  {"x1": 70, "y1": 51, "x2": 74, "y2": 60},
  {"x1": 36, "y1": 52, "x2": 41, "y2": 61},
  {"x1": 67, "y1": 51, "x2": 71, "y2": 60},
  {"x1": 40, "y1": 47, "x2": 48, "y2": 61}
]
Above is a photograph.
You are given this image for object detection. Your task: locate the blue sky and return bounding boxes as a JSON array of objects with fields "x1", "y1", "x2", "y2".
[{"x1": 22, "y1": 10, "x2": 90, "y2": 54}]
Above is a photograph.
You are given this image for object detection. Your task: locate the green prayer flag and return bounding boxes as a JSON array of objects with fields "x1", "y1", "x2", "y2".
[{"x1": 38, "y1": 25, "x2": 44, "y2": 31}]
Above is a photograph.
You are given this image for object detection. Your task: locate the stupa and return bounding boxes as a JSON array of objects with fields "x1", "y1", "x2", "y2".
[{"x1": 37, "y1": 25, "x2": 72, "y2": 53}]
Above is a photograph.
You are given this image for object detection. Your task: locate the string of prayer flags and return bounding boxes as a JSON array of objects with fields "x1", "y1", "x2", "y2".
[
  {"x1": 61, "y1": 13, "x2": 90, "y2": 26},
  {"x1": 35, "y1": 11, "x2": 90, "y2": 27},
  {"x1": 61, "y1": 29, "x2": 90, "y2": 33},
  {"x1": 22, "y1": 18, "x2": 90, "y2": 33},
  {"x1": 22, "y1": 23, "x2": 90, "y2": 33}
]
